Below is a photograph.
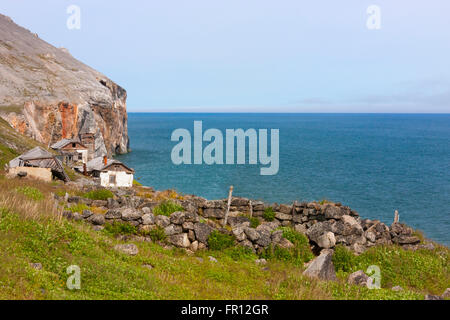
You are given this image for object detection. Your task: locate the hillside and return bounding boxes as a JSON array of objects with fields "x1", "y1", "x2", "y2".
[
  {"x1": 0, "y1": 121, "x2": 448, "y2": 300},
  {"x1": 0, "y1": 14, "x2": 129, "y2": 157}
]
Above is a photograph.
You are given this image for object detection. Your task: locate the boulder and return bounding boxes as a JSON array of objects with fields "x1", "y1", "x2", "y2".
[
  {"x1": 232, "y1": 226, "x2": 246, "y2": 241},
  {"x1": 114, "y1": 244, "x2": 139, "y2": 256},
  {"x1": 194, "y1": 223, "x2": 214, "y2": 244},
  {"x1": 302, "y1": 249, "x2": 337, "y2": 281},
  {"x1": 170, "y1": 211, "x2": 185, "y2": 225},
  {"x1": 121, "y1": 208, "x2": 142, "y2": 221},
  {"x1": 142, "y1": 213, "x2": 155, "y2": 225},
  {"x1": 271, "y1": 230, "x2": 283, "y2": 244},
  {"x1": 88, "y1": 214, "x2": 105, "y2": 226},
  {"x1": 244, "y1": 227, "x2": 260, "y2": 242},
  {"x1": 182, "y1": 221, "x2": 194, "y2": 230},
  {"x1": 169, "y1": 233, "x2": 190, "y2": 248},
  {"x1": 256, "y1": 229, "x2": 271, "y2": 247},
  {"x1": 317, "y1": 232, "x2": 336, "y2": 249},
  {"x1": 294, "y1": 224, "x2": 307, "y2": 234},
  {"x1": 277, "y1": 238, "x2": 294, "y2": 249},
  {"x1": 105, "y1": 209, "x2": 122, "y2": 219},
  {"x1": 425, "y1": 295, "x2": 443, "y2": 300},
  {"x1": 82, "y1": 210, "x2": 93, "y2": 219},
  {"x1": 348, "y1": 270, "x2": 372, "y2": 287},
  {"x1": 275, "y1": 212, "x2": 292, "y2": 221},
  {"x1": 392, "y1": 235, "x2": 421, "y2": 245},
  {"x1": 190, "y1": 240, "x2": 199, "y2": 252},
  {"x1": 164, "y1": 224, "x2": 183, "y2": 236},
  {"x1": 155, "y1": 215, "x2": 171, "y2": 228},
  {"x1": 441, "y1": 288, "x2": 450, "y2": 298},
  {"x1": 324, "y1": 205, "x2": 344, "y2": 219}
]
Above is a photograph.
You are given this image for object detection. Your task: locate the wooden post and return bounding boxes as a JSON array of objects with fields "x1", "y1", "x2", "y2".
[
  {"x1": 249, "y1": 200, "x2": 253, "y2": 218},
  {"x1": 394, "y1": 210, "x2": 399, "y2": 224},
  {"x1": 223, "y1": 186, "x2": 233, "y2": 227}
]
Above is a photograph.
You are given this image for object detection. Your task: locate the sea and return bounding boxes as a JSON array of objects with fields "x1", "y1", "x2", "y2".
[{"x1": 116, "y1": 113, "x2": 450, "y2": 245}]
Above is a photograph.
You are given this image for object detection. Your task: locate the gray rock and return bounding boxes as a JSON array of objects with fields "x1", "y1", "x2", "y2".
[
  {"x1": 348, "y1": 270, "x2": 372, "y2": 287},
  {"x1": 255, "y1": 258, "x2": 267, "y2": 265},
  {"x1": 105, "y1": 209, "x2": 122, "y2": 219},
  {"x1": 194, "y1": 223, "x2": 213, "y2": 244},
  {"x1": 82, "y1": 210, "x2": 93, "y2": 219},
  {"x1": 425, "y1": 294, "x2": 444, "y2": 300},
  {"x1": 294, "y1": 224, "x2": 307, "y2": 234},
  {"x1": 164, "y1": 224, "x2": 183, "y2": 236},
  {"x1": 232, "y1": 226, "x2": 246, "y2": 241},
  {"x1": 317, "y1": 232, "x2": 336, "y2": 249},
  {"x1": 142, "y1": 213, "x2": 155, "y2": 225},
  {"x1": 155, "y1": 215, "x2": 171, "y2": 228},
  {"x1": 244, "y1": 227, "x2": 260, "y2": 242},
  {"x1": 121, "y1": 208, "x2": 142, "y2": 221},
  {"x1": 92, "y1": 200, "x2": 108, "y2": 207},
  {"x1": 30, "y1": 263, "x2": 42, "y2": 270},
  {"x1": 182, "y1": 221, "x2": 194, "y2": 230},
  {"x1": 442, "y1": 288, "x2": 450, "y2": 298},
  {"x1": 190, "y1": 240, "x2": 199, "y2": 252},
  {"x1": 278, "y1": 204, "x2": 292, "y2": 214},
  {"x1": 72, "y1": 212, "x2": 82, "y2": 221},
  {"x1": 92, "y1": 225, "x2": 104, "y2": 231},
  {"x1": 275, "y1": 212, "x2": 292, "y2": 221},
  {"x1": 169, "y1": 233, "x2": 190, "y2": 248},
  {"x1": 170, "y1": 211, "x2": 185, "y2": 225},
  {"x1": 271, "y1": 230, "x2": 283, "y2": 244},
  {"x1": 302, "y1": 249, "x2": 337, "y2": 281},
  {"x1": 277, "y1": 237, "x2": 294, "y2": 249},
  {"x1": 114, "y1": 244, "x2": 138, "y2": 256},
  {"x1": 365, "y1": 230, "x2": 376, "y2": 242},
  {"x1": 392, "y1": 286, "x2": 403, "y2": 291},
  {"x1": 392, "y1": 235, "x2": 421, "y2": 245},
  {"x1": 256, "y1": 229, "x2": 271, "y2": 247},
  {"x1": 324, "y1": 205, "x2": 344, "y2": 219},
  {"x1": 208, "y1": 256, "x2": 218, "y2": 263},
  {"x1": 88, "y1": 214, "x2": 105, "y2": 225}
]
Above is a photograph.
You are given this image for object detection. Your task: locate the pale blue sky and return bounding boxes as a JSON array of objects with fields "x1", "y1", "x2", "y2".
[{"x1": 1, "y1": 0, "x2": 449, "y2": 112}]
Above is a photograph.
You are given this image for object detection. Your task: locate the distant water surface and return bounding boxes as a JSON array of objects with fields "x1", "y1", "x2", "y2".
[{"x1": 116, "y1": 113, "x2": 450, "y2": 245}]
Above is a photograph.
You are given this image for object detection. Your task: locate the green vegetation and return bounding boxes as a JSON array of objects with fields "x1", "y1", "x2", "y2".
[
  {"x1": 65, "y1": 203, "x2": 90, "y2": 214},
  {"x1": 83, "y1": 189, "x2": 114, "y2": 201},
  {"x1": 153, "y1": 200, "x2": 184, "y2": 216},
  {"x1": 263, "y1": 207, "x2": 275, "y2": 221},
  {"x1": 149, "y1": 226, "x2": 167, "y2": 242},
  {"x1": 207, "y1": 230, "x2": 235, "y2": 251},
  {"x1": 15, "y1": 186, "x2": 44, "y2": 201},
  {"x1": 261, "y1": 227, "x2": 314, "y2": 266},
  {"x1": 333, "y1": 244, "x2": 449, "y2": 294},
  {"x1": 104, "y1": 221, "x2": 137, "y2": 237},
  {"x1": 133, "y1": 179, "x2": 142, "y2": 186}
]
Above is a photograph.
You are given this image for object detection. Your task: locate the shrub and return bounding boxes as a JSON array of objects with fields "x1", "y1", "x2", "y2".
[
  {"x1": 224, "y1": 246, "x2": 256, "y2": 261},
  {"x1": 65, "y1": 203, "x2": 90, "y2": 213},
  {"x1": 239, "y1": 213, "x2": 260, "y2": 228},
  {"x1": 263, "y1": 207, "x2": 275, "y2": 221},
  {"x1": 104, "y1": 221, "x2": 137, "y2": 236},
  {"x1": 15, "y1": 186, "x2": 44, "y2": 201},
  {"x1": 83, "y1": 189, "x2": 114, "y2": 201},
  {"x1": 149, "y1": 226, "x2": 167, "y2": 242},
  {"x1": 332, "y1": 245, "x2": 357, "y2": 273},
  {"x1": 261, "y1": 227, "x2": 314, "y2": 265},
  {"x1": 208, "y1": 230, "x2": 235, "y2": 250},
  {"x1": 153, "y1": 200, "x2": 184, "y2": 216}
]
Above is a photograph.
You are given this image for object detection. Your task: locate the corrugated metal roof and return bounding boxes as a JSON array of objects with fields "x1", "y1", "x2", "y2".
[
  {"x1": 86, "y1": 156, "x2": 134, "y2": 173},
  {"x1": 50, "y1": 138, "x2": 83, "y2": 150}
]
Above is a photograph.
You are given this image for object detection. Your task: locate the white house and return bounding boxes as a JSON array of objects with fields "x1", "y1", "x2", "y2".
[{"x1": 85, "y1": 156, "x2": 134, "y2": 188}]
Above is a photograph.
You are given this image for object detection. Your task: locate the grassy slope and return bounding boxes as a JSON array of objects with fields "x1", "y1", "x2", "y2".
[
  {"x1": 0, "y1": 177, "x2": 448, "y2": 300},
  {"x1": 0, "y1": 121, "x2": 448, "y2": 300}
]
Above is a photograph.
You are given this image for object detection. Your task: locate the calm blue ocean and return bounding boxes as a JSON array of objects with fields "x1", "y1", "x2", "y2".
[{"x1": 116, "y1": 113, "x2": 450, "y2": 245}]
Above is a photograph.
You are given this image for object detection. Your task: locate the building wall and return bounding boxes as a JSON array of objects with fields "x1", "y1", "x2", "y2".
[
  {"x1": 7, "y1": 167, "x2": 52, "y2": 182},
  {"x1": 99, "y1": 171, "x2": 133, "y2": 188}
]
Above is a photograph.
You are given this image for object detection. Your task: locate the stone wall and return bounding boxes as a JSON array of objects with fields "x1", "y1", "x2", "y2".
[{"x1": 59, "y1": 188, "x2": 425, "y2": 255}]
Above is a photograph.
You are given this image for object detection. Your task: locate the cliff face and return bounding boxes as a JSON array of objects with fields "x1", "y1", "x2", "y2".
[{"x1": 0, "y1": 14, "x2": 129, "y2": 157}]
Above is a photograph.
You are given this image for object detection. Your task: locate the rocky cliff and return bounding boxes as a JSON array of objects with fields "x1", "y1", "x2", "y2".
[{"x1": 0, "y1": 14, "x2": 129, "y2": 157}]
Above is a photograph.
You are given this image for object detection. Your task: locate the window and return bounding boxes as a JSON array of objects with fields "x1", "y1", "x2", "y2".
[
  {"x1": 72, "y1": 143, "x2": 76, "y2": 148},
  {"x1": 109, "y1": 174, "x2": 116, "y2": 184},
  {"x1": 78, "y1": 153, "x2": 83, "y2": 160}
]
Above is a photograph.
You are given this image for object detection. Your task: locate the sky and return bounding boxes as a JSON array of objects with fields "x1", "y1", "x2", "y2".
[{"x1": 1, "y1": 0, "x2": 449, "y2": 113}]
